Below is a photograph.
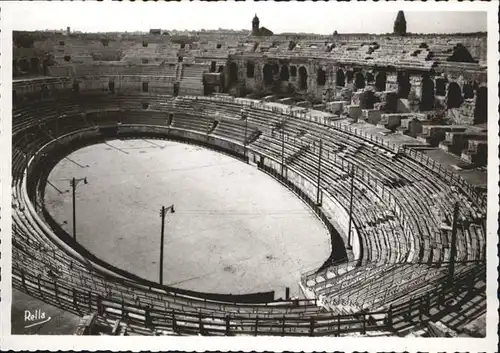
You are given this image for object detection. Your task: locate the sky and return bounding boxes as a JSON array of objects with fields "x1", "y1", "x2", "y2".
[{"x1": 6, "y1": 1, "x2": 488, "y2": 35}]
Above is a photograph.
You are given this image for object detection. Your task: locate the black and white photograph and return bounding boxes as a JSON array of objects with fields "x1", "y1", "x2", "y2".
[{"x1": 0, "y1": 1, "x2": 498, "y2": 351}]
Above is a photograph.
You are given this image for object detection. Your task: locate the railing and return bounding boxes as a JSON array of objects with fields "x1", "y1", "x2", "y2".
[
  {"x1": 12, "y1": 94, "x2": 487, "y2": 336},
  {"x1": 12, "y1": 259, "x2": 484, "y2": 336}
]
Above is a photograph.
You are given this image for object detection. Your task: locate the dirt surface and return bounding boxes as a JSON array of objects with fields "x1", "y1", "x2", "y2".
[{"x1": 44, "y1": 139, "x2": 331, "y2": 298}]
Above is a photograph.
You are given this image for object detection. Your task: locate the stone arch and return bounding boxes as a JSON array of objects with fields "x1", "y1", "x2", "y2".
[
  {"x1": 42, "y1": 59, "x2": 49, "y2": 76},
  {"x1": 420, "y1": 74, "x2": 435, "y2": 111},
  {"x1": 280, "y1": 65, "x2": 290, "y2": 81},
  {"x1": 354, "y1": 72, "x2": 365, "y2": 90},
  {"x1": 463, "y1": 82, "x2": 474, "y2": 99},
  {"x1": 40, "y1": 84, "x2": 49, "y2": 98},
  {"x1": 446, "y1": 82, "x2": 463, "y2": 108},
  {"x1": 375, "y1": 72, "x2": 387, "y2": 91},
  {"x1": 435, "y1": 77, "x2": 447, "y2": 96},
  {"x1": 336, "y1": 69, "x2": 345, "y2": 87},
  {"x1": 317, "y1": 68, "x2": 326, "y2": 86},
  {"x1": 290, "y1": 66, "x2": 297, "y2": 77},
  {"x1": 19, "y1": 58, "x2": 30, "y2": 73},
  {"x1": 473, "y1": 86, "x2": 487, "y2": 124},
  {"x1": 298, "y1": 66, "x2": 308, "y2": 90},
  {"x1": 366, "y1": 72, "x2": 375, "y2": 84},
  {"x1": 30, "y1": 57, "x2": 40, "y2": 74},
  {"x1": 246, "y1": 61, "x2": 255, "y2": 78},
  {"x1": 272, "y1": 63, "x2": 279, "y2": 75},
  {"x1": 397, "y1": 71, "x2": 411, "y2": 98},
  {"x1": 263, "y1": 64, "x2": 273, "y2": 85},
  {"x1": 229, "y1": 62, "x2": 238, "y2": 84},
  {"x1": 346, "y1": 70, "x2": 354, "y2": 83}
]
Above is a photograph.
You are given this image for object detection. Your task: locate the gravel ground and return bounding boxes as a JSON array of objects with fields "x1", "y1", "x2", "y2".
[{"x1": 44, "y1": 139, "x2": 331, "y2": 298}]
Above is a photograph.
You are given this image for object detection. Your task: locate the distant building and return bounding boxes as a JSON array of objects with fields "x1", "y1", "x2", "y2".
[
  {"x1": 149, "y1": 29, "x2": 161, "y2": 35},
  {"x1": 251, "y1": 14, "x2": 273, "y2": 37}
]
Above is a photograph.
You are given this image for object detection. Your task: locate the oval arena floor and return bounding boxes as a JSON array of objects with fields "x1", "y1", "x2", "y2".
[{"x1": 44, "y1": 139, "x2": 331, "y2": 297}]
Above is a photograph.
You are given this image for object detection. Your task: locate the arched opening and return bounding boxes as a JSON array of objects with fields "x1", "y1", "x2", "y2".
[
  {"x1": 13, "y1": 60, "x2": 18, "y2": 76},
  {"x1": 272, "y1": 63, "x2": 279, "y2": 75},
  {"x1": 263, "y1": 64, "x2": 273, "y2": 85},
  {"x1": 346, "y1": 70, "x2": 354, "y2": 83},
  {"x1": 354, "y1": 72, "x2": 365, "y2": 90},
  {"x1": 210, "y1": 61, "x2": 216, "y2": 73},
  {"x1": 290, "y1": 66, "x2": 297, "y2": 78},
  {"x1": 419, "y1": 74, "x2": 435, "y2": 111},
  {"x1": 463, "y1": 83, "x2": 474, "y2": 99},
  {"x1": 397, "y1": 71, "x2": 411, "y2": 99},
  {"x1": 246, "y1": 62, "x2": 255, "y2": 78},
  {"x1": 229, "y1": 62, "x2": 238, "y2": 84},
  {"x1": 280, "y1": 65, "x2": 290, "y2": 81},
  {"x1": 317, "y1": 68, "x2": 326, "y2": 86},
  {"x1": 42, "y1": 59, "x2": 49, "y2": 76},
  {"x1": 30, "y1": 58, "x2": 39, "y2": 74},
  {"x1": 19, "y1": 59, "x2": 30, "y2": 73},
  {"x1": 473, "y1": 86, "x2": 487, "y2": 124},
  {"x1": 435, "y1": 78, "x2": 447, "y2": 96},
  {"x1": 218, "y1": 65, "x2": 224, "y2": 73},
  {"x1": 336, "y1": 69, "x2": 345, "y2": 87},
  {"x1": 375, "y1": 72, "x2": 387, "y2": 91},
  {"x1": 446, "y1": 82, "x2": 463, "y2": 108},
  {"x1": 298, "y1": 67, "x2": 308, "y2": 90},
  {"x1": 365, "y1": 72, "x2": 374, "y2": 84},
  {"x1": 40, "y1": 84, "x2": 49, "y2": 99}
]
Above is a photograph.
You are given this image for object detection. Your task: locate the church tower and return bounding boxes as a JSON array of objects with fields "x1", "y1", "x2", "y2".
[{"x1": 252, "y1": 14, "x2": 260, "y2": 36}]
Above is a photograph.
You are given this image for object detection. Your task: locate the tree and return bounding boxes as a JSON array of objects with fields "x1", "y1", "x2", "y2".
[{"x1": 393, "y1": 11, "x2": 407, "y2": 36}]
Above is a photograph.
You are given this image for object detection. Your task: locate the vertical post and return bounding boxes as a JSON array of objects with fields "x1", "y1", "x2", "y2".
[
  {"x1": 225, "y1": 315, "x2": 231, "y2": 336},
  {"x1": 447, "y1": 202, "x2": 460, "y2": 284},
  {"x1": 72, "y1": 177, "x2": 76, "y2": 240},
  {"x1": 386, "y1": 305, "x2": 393, "y2": 330},
  {"x1": 347, "y1": 167, "x2": 355, "y2": 249},
  {"x1": 243, "y1": 110, "x2": 248, "y2": 158},
  {"x1": 159, "y1": 206, "x2": 165, "y2": 285},
  {"x1": 309, "y1": 317, "x2": 315, "y2": 336},
  {"x1": 316, "y1": 139, "x2": 323, "y2": 206},
  {"x1": 281, "y1": 119, "x2": 285, "y2": 176}
]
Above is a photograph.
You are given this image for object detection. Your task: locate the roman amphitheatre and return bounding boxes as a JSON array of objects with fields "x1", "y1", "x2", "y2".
[{"x1": 11, "y1": 11, "x2": 488, "y2": 336}]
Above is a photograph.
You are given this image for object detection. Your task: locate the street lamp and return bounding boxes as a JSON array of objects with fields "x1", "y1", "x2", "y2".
[
  {"x1": 242, "y1": 108, "x2": 248, "y2": 158},
  {"x1": 69, "y1": 177, "x2": 88, "y2": 240},
  {"x1": 159, "y1": 204, "x2": 175, "y2": 285}
]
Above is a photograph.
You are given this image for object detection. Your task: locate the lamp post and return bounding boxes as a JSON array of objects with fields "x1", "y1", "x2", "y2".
[
  {"x1": 70, "y1": 177, "x2": 88, "y2": 240},
  {"x1": 159, "y1": 204, "x2": 175, "y2": 285},
  {"x1": 347, "y1": 167, "x2": 355, "y2": 250},
  {"x1": 242, "y1": 108, "x2": 248, "y2": 158}
]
